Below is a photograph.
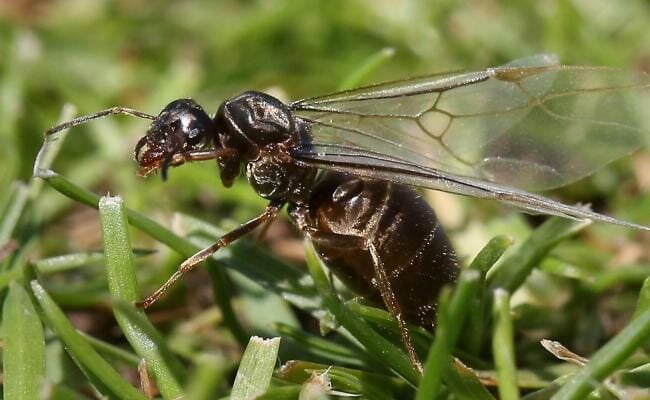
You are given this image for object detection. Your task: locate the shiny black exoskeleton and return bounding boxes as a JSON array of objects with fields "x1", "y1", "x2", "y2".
[
  {"x1": 135, "y1": 92, "x2": 317, "y2": 201},
  {"x1": 134, "y1": 91, "x2": 458, "y2": 369}
]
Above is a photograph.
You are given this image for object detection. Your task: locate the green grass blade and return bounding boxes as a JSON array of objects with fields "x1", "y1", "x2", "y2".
[
  {"x1": 80, "y1": 332, "x2": 141, "y2": 367},
  {"x1": 49, "y1": 384, "x2": 94, "y2": 400},
  {"x1": 634, "y1": 277, "x2": 650, "y2": 359},
  {"x1": 552, "y1": 308, "x2": 650, "y2": 400},
  {"x1": 256, "y1": 385, "x2": 302, "y2": 400},
  {"x1": 446, "y1": 359, "x2": 496, "y2": 400},
  {"x1": 231, "y1": 336, "x2": 281, "y2": 400},
  {"x1": 469, "y1": 235, "x2": 514, "y2": 274},
  {"x1": 619, "y1": 363, "x2": 650, "y2": 387},
  {"x1": 33, "y1": 169, "x2": 102, "y2": 210},
  {"x1": 344, "y1": 301, "x2": 433, "y2": 351},
  {"x1": 29, "y1": 279, "x2": 147, "y2": 400},
  {"x1": 416, "y1": 288, "x2": 452, "y2": 400},
  {"x1": 0, "y1": 182, "x2": 28, "y2": 247},
  {"x1": 98, "y1": 195, "x2": 185, "y2": 399},
  {"x1": 34, "y1": 250, "x2": 154, "y2": 274},
  {"x1": 207, "y1": 263, "x2": 249, "y2": 347},
  {"x1": 633, "y1": 276, "x2": 650, "y2": 320},
  {"x1": 416, "y1": 270, "x2": 480, "y2": 400},
  {"x1": 278, "y1": 360, "x2": 411, "y2": 399},
  {"x1": 2, "y1": 281, "x2": 46, "y2": 400},
  {"x1": 0, "y1": 250, "x2": 151, "y2": 293},
  {"x1": 463, "y1": 235, "x2": 513, "y2": 354},
  {"x1": 0, "y1": 266, "x2": 23, "y2": 292},
  {"x1": 493, "y1": 289, "x2": 519, "y2": 400},
  {"x1": 273, "y1": 322, "x2": 372, "y2": 367},
  {"x1": 184, "y1": 354, "x2": 229, "y2": 400},
  {"x1": 487, "y1": 218, "x2": 588, "y2": 293},
  {"x1": 337, "y1": 47, "x2": 396, "y2": 90},
  {"x1": 30, "y1": 104, "x2": 76, "y2": 197}
]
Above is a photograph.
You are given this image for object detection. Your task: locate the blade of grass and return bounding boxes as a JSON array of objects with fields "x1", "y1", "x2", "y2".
[
  {"x1": 446, "y1": 359, "x2": 496, "y2": 400},
  {"x1": 0, "y1": 264, "x2": 23, "y2": 291},
  {"x1": 30, "y1": 104, "x2": 76, "y2": 198},
  {"x1": 588, "y1": 264, "x2": 650, "y2": 292},
  {"x1": 80, "y1": 332, "x2": 141, "y2": 367},
  {"x1": 273, "y1": 322, "x2": 373, "y2": 367},
  {"x1": 416, "y1": 270, "x2": 480, "y2": 400},
  {"x1": 463, "y1": 235, "x2": 513, "y2": 354},
  {"x1": 493, "y1": 289, "x2": 519, "y2": 400},
  {"x1": 40, "y1": 278, "x2": 108, "y2": 308},
  {"x1": 325, "y1": 368, "x2": 397, "y2": 400},
  {"x1": 469, "y1": 235, "x2": 514, "y2": 275},
  {"x1": 345, "y1": 301, "x2": 433, "y2": 352},
  {"x1": 184, "y1": 354, "x2": 230, "y2": 400},
  {"x1": 0, "y1": 250, "x2": 153, "y2": 292},
  {"x1": 256, "y1": 385, "x2": 302, "y2": 400},
  {"x1": 49, "y1": 384, "x2": 95, "y2": 400},
  {"x1": 552, "y1": 308, "x2": 650, "y2": 399},
  {"x1": 304, "y1": 241, "x2": 420, "y2": 386},
  {"x1": 278, "y1": 361, "x2": 411, "y2": 400},
  {"x1": 619, "y1": 363, "x2": 650, "y2": 387},
  {"x1": 35, "y1": 250, "x2": 154, "y2": 274},
  {"x1": 231, "y1": 336, "x2": 281, "y2": 400},
  {"x1": 634, "y1": 276, "x2": 650, "y2": 354},
  {"x1": 99, "y1": 195, "x2": 185, "y2": 399},
  {"x1": 337, "y1": 47, "x2": 396, "y2": 90},
  {"x1": 487, "y1": 217, "x2": 588, "y2": 293},
  {"x1": 632, "y1": 276, "x2": 650, "y2": 320},
  {"x1": 2, "y1": 281, "x2": 46, "y2": 400},
  {"x1": 28, "y1": 279, "x2": 147, "y2": 400},
  {"x1": 0, "y1": 182, "x2": 28, "y2": 247},
  {"x1": 206, "y1": 262, "x2": 249, "y2": 346},
  {"x1": 416, "y1": 287, "x2": 452, "y2": 400}
]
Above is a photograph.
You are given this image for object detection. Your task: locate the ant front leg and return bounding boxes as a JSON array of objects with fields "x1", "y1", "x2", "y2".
[
  {"x1": 136, "y1": 201, "x2": 284, "y2": 309},
  {"x1": 174, "y1": 148, "x2": 239, "y2": 164},
  {"x1": 138, "y1": 148, "x2": 239, "y2": 177}
]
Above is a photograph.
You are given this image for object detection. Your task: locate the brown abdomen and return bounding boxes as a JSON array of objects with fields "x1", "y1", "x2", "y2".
[{"x1": 306, "y1": 172, "x2": 458, "y2": 328}]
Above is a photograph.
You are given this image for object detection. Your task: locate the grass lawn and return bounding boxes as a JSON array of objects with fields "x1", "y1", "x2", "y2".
[{"x1": 1, "y1": 1, "x2": 649, "y2": 398}]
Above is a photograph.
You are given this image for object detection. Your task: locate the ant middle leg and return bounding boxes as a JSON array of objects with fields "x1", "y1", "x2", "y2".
[{"x1": 136, "y1": 201, "x2": 284, "y2": 309}]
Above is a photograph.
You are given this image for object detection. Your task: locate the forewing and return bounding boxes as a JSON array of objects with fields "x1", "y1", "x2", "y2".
[{"x1": 292, "y1": 59, "x2": 650, "y2": 191}]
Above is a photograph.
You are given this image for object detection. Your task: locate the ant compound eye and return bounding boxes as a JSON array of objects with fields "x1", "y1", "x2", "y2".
[{"x1": 182, "y1": 117, "x2": 210, "y2": 148}]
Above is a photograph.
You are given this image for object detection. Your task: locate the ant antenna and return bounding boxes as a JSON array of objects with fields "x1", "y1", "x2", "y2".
[{"x1": 45, "y1": 106, "x2": 156, "y2": 136}]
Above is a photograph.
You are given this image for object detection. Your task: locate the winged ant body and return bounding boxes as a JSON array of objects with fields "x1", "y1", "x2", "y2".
[{"x1": 45, "y1": 55, "x2": 650, "y2": 370}]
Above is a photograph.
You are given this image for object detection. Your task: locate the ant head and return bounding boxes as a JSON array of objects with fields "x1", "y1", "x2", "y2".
[{"x1": 135, "y1": 99, "x2": 214, "y2": 179}]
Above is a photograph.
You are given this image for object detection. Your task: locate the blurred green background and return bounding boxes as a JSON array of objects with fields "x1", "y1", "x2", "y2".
[
  {"x1": 2, "y1": 0, "x2": 649, "y2": 252},
  {"x1": 2, "y1": 0, "x2": 649, "y2": 196},
  {"x1": 1, "y1": 0, "x2": 650, "y2": 398}
]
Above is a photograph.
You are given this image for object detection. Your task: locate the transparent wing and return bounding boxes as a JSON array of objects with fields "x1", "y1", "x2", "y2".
[
  {"x1": 290, "y1": 55, "x2": 650, "y2": 229},
  {"x1": 291, "y1": 55, "x2": 650, "y2": 192}
]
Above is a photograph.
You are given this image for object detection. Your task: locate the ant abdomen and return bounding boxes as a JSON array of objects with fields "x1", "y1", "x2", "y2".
[{"x1": 291, "y1": 171, "x2": 459, "y2": 328}]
